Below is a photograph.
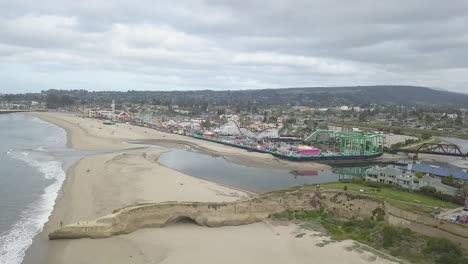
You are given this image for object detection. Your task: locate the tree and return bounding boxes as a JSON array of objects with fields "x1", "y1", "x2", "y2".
[
  {"x1": 460, "y1": 182, "x2": 468, "y2": 206},
  {"x1": 268, "y1": 116, "x2": 278, "y2": 123},
  {"x1": 318, "y1": 123, "x2": 328, "y2": 129},
  {"x1": 421, "y1": 133, "x2": 431, "y2": 140},
  {"x1": 415, "y1": 172, "x2": 424, "y2": 179},
  {"x1": 455, "y1": 116, "x2": 464, "y2": 126},
  {"x1": 263, "y1": 112, "x2": 268, "y2": 123},
  {"x1": 46, "y1": 94, "x2": 60, "y2": 109},
  {"x1": 441, "y1": 175, "x2": 454, "y2": 186},
  {"x1": 201, "y1": 120, "x2": 211, "y2": 129},
  {"x1": 285, "y1": 118, "x2": 297, "y2": 125},
  {"x1": 152, "y1": 98, "x2": 161, "y2": 105},
  {"x1": 46, "y1": 93, "x2": 74, "y2": 109},
  {"x1": 420, "y1": 185, "x2": 437, "y2": 194},
  {"x1": 217, "y1": 109, "x2": 226, "y2": 116}
]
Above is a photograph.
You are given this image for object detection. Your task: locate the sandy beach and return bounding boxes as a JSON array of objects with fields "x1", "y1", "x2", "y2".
[{"x1": 26, "y1": 112, "x2": 397, "y2": 264}]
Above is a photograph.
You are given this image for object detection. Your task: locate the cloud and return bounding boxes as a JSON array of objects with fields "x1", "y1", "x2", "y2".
[{"x1": 0, "y1": 0, "x2": 467, "y2": 93}]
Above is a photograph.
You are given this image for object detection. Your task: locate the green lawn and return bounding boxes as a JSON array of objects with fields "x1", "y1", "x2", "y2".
[
  {"x1": 320, "y1": 182, "x2": 459, "y2": 210},
  {"x1": 386, "y1": 200, "x2": 436, "y2": 215}
]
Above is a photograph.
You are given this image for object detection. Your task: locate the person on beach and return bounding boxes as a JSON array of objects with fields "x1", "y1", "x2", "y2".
[{"x1": 60, "y1": 221, "x2": 62, "y2": 227}]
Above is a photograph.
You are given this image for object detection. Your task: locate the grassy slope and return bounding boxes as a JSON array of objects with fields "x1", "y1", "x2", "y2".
[
  {"x1": 319, "y1": 182, "x2": 459, "y2": 213},
  {"x1": 273, "y1": 210, "x2": 468, "y2": 264}
]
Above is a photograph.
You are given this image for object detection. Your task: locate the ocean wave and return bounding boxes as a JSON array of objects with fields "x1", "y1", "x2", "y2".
[
  {"x1": 34, "y1": 146, "x2": 46, "y2": 152},
  {"x1": 0, "y1": 152, "x2": 66, "y2": 264}
]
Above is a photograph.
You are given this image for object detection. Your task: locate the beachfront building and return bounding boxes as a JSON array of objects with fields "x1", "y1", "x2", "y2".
[
  {"x1": 365, "y1": 164, "x2": 458, "y2": 196},
  {"x1": 88, "y1": 109, "x2": 96, "y2": 118}
]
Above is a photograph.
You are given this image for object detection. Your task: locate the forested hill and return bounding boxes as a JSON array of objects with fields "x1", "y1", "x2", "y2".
[{"x1": 2, "y1": 85, "x2": 468, "y2": 109}]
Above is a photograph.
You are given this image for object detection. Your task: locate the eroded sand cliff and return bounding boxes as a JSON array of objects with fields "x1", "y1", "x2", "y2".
[{"x1": 49, "y1": 190, "x2": 385, "y2": 239}]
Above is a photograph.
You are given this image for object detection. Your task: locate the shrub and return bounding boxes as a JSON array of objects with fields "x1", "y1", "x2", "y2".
[
  {"x1": 420, "y1": 186, "x2": 437, "y2": 194},
  {"x1": 416, "y1": 186, "x2": 465, "y2": 205},
  {"x1": 364, "y1": 181, "x2": 383, "y2": 188},
  {"x1": 381, "y1": 225, "x2": 400, "y2": 247},
  {"x1": 423, "y1": 238, "x2": 467, "y2": 264},
  {"x1": 351, "y1": 177, "x2": 365, "y2": 184},
  {"x1": 372, "y1": 208, "x2": 385, "y2": 222},
  {"x1": 415, "y1": 171, "x2": 424, "y2": 179},
  {"x1": 274, "y1": 210, "x2": 468, "y2": 264},
  {"x1": 421, "y1": 133, "x2": 431, "y2": 140}
]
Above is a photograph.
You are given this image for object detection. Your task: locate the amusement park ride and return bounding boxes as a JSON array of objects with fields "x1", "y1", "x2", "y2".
[
  {"x1": 194, "y1": 122, "x2": 386, "y2": 162},
  {"x1": 304, "y1": 129, "x2": 385, "y2": 155}
]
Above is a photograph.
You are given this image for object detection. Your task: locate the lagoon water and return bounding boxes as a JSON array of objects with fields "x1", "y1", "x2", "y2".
[
  {"x1": 0, "y1": 114, "x2": 70, "y2": 264},
  {"x1": 439, "y1": 136, "x2": 468, "y2": 153},
  {"x1": 159, "y1": 149, "x2": 347, "y2": 192}
]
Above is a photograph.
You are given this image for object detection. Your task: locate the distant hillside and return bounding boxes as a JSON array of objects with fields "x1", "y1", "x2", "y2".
[
  {"x1": 260, "y1": 85, "x2": 468, "y2": 107},
  {"x1": 2, "y1": 85, "x2": 467, "y2": 109}
]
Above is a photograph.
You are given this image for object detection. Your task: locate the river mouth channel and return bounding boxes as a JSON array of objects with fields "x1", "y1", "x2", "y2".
[{"x1": 158, "y1": 149, "x2": 367, "y2": 192}]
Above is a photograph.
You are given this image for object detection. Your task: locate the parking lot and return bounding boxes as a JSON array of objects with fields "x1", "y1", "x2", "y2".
[{"x1": 437, "y1": 207, "x2": 468, "y2": 224}]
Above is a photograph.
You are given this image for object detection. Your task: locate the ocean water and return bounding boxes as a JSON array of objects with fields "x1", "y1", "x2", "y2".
[{"x1": 0, "y1": 114, "x2": 68, "y2": 264}]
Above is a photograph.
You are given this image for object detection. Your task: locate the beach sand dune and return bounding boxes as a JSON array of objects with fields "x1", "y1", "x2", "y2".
[{"x1": 27, "y1": 112, "x2": 397, "y2": 264}]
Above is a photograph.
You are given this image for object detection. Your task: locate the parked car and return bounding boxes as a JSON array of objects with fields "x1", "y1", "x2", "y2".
[
  {"x1": 459, "y1": 215, "x2": 468, "y2": 224},
  {"x1": 450, "y1": 215, "x2": 460, "y2": 222},
  {"x1": 463, "y1": 206, "x2": 468, "y2": 211}
]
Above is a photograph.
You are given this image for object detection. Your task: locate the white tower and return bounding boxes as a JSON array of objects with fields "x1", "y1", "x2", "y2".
[{"x1": 111, "y1": 100, "x2": 115, "y2": 115}]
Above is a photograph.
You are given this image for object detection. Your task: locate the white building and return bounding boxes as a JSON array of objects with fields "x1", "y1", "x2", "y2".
[{"x1": 365, "y1": 165, "x2": 458, "y2": 196}]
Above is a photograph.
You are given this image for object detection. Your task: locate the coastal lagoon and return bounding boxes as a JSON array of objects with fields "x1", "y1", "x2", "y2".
[
  {"x1": 439, "y1": 136, "x2": 468, "y2": 153},
  {"x1": 158, "y1": 149, "x2": 363, "y2": 192}
]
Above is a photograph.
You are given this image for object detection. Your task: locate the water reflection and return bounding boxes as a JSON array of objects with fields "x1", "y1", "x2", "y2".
[{"x1": 159, "y1": 149, "x2": 366, "y2": 192}]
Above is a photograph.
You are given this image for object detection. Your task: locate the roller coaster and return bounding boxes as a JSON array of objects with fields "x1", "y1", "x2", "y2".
[
  {"x1": 194, "y1": 125, "x2": 385, "y2": 162},
  {"x1": 212, "y1": 120, "x2": 280, "y2": 139},
  {"x1": 304, "y1": 129, "x2": 385, "y2": 155}
]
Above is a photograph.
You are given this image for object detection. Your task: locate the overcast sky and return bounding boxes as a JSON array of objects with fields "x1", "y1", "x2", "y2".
[{"x1": 1, "y1": 0, "x2": 468, "y2": 93}]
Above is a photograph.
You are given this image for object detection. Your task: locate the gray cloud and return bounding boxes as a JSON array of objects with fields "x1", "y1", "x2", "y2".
[{"x1": 0, "y1": 0, "x2": 467, "y2": 94}]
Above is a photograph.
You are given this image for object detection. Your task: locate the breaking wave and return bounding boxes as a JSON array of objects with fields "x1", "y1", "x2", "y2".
[{"x1": 0, "y1": 151, "x2": 66, "y2": 264}]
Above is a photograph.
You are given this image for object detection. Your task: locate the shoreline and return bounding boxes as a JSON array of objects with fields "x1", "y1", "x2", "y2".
[
  {"x1": 21, "y1": 157, "x2": 82, "y2": 264},
  {"x1": 24, "y1": 112, "x2": 397, "y2": 264},
  {"x1": 22, "y1": 112, "x2": 258, "y2": 264},
  {"x1": 29, "y1": 111, "x2": 330, "y2": 170}
]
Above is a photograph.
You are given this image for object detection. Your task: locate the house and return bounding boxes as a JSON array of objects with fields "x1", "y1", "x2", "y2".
[
  {"x1": 443, "y1": 113, "x2": 458, "y2": 119},
  {"x1": 88, "y1": 110, "x2": 96, "y2": 118},
  {"x1": 408, "y1": 163, "x2": 468, "y2": 182},
  {"x1": 338, "y1": 106, "x2": 349, "y2": 111},
  {"x1": 365, "y1": 165, "x2": 458, "y2": 196}
]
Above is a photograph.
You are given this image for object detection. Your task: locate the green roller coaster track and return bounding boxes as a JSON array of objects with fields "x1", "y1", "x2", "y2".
[{"x1": 304, "y1": 129, "x2": 385, "y2": 155}]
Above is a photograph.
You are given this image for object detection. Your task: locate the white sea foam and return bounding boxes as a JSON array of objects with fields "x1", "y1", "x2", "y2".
[
  {"x1": 0, "y1": 151, "x2": 66, "y2": 264},
  {"x1": 34, "y1": 146, "x2": 46, "y2": 152}
]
